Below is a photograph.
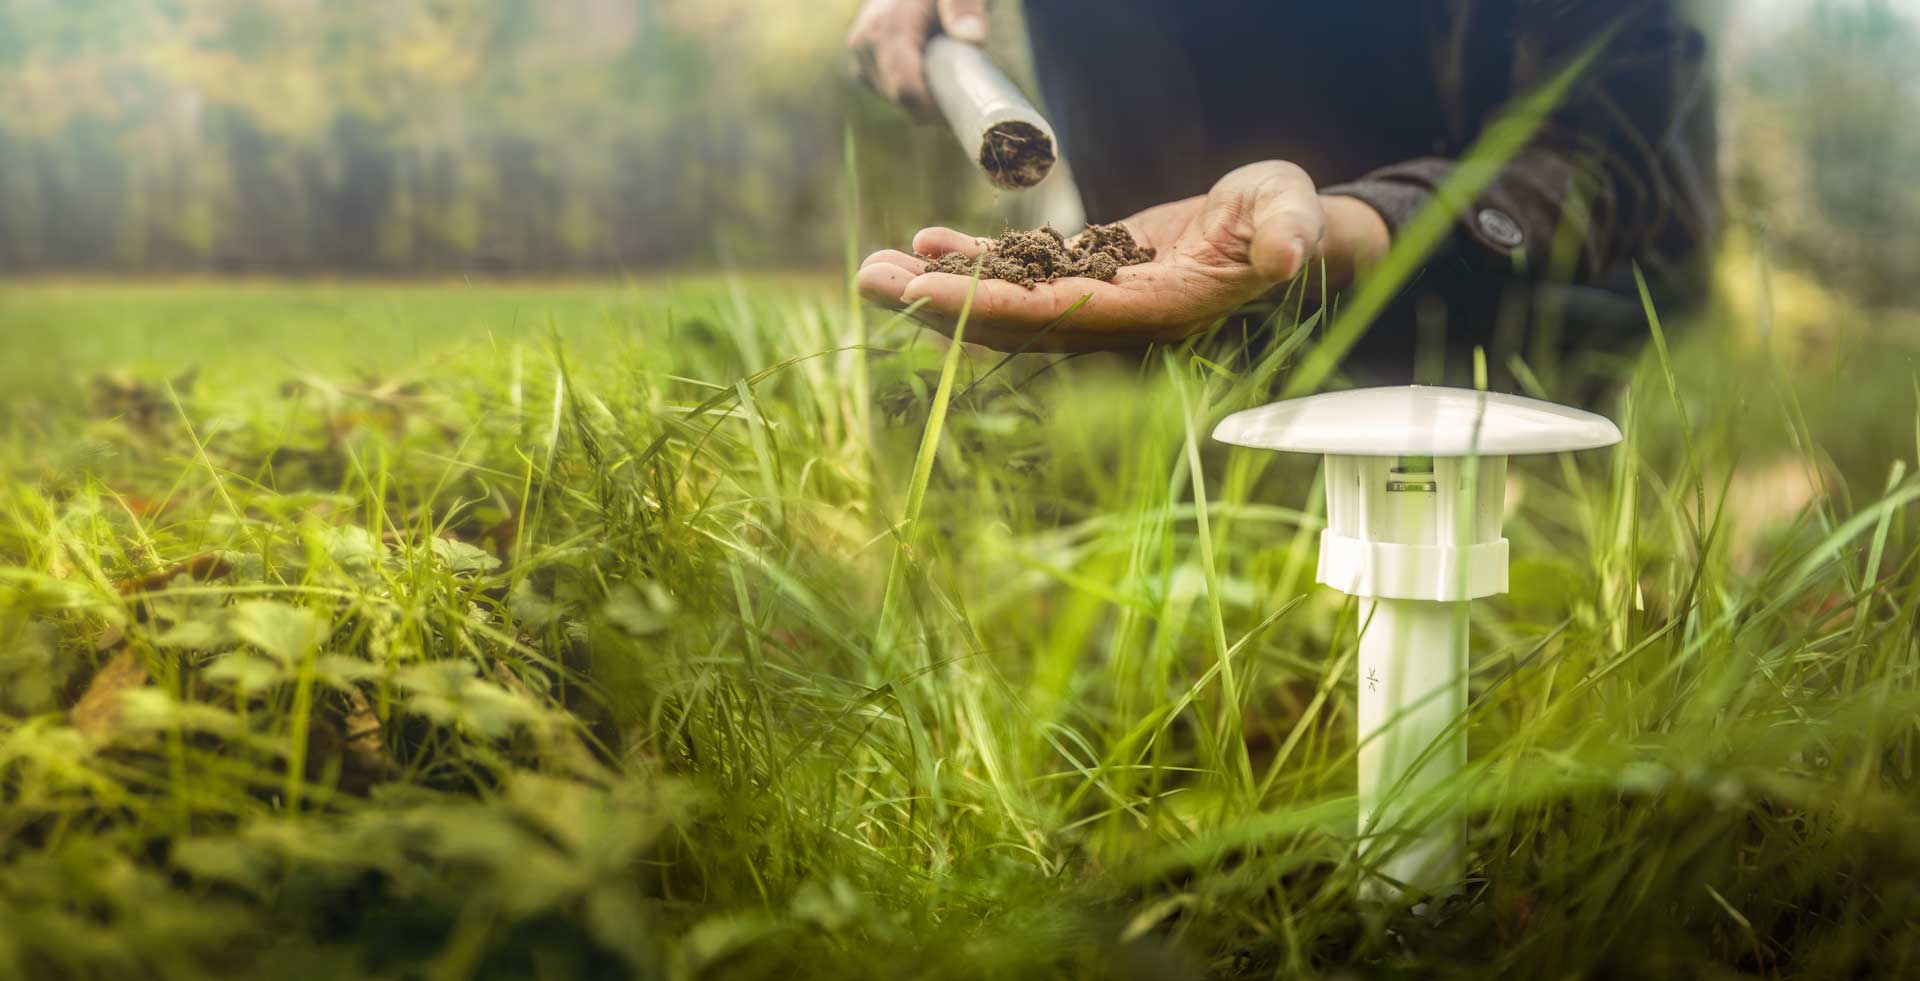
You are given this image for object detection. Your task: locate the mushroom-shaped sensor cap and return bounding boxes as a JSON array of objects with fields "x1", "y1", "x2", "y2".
[{"x1": 1213, "y1": 386, "x2": 1622, "y2": 457}]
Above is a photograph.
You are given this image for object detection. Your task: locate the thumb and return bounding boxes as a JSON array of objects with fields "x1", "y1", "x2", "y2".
[
  {"x1": 1205, "y1": 162, "x2": 1324, "y2": 283},
  {"x1": 936, "y1": 0, "x2": 989, "y2": 43}
]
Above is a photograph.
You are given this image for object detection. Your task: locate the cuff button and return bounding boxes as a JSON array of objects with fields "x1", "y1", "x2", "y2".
[{"x1": 1475, "y1": 208, "x2": 1526, "y2": 250}]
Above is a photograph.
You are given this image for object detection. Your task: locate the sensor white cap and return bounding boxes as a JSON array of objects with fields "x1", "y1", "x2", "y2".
[{"x1": 1213, "y1": 386, "x2": 1622, "y2": 458}]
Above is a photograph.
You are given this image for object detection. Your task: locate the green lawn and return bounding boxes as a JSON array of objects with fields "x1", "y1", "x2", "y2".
[
  {"x1": 0, "y1": 277, "x2": 829, "y2": 393},
  {"x1": 4, "y1": 275, "x2": 1920, "y2": 978}
]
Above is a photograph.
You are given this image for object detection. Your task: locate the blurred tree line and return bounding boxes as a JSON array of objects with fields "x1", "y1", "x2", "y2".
[
  {"x1": 0, "y1": 0, "x2": 1915, "y2": 299},
  {"x1": 0, "y1": 0, "x2": 990, "y2": 274},
  {"x1": 1727, "y1": 0, "x2": 1920, "y2": 309}
]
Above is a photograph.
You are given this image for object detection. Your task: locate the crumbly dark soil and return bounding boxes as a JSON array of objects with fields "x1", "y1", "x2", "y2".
[
  {"x1": 978, "y1": 121, "x2": 1055, "y2": 189},
  {"x1": 922, "y1": 223, "x2": 1154, "y2": 288}
]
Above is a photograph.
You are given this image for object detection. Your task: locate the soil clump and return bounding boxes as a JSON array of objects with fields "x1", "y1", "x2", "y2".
[
  {"x1": 923, "y1": 223, "x2": 1154, "y2": 288},
  {"x1": 978, "y1": 121, "x2": 1055, "y2": 189}
]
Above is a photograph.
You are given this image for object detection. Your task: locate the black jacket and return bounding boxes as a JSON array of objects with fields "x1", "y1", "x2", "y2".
[{"x1": 1023, "y1": 0, "x2": 1718, "y2": 376}]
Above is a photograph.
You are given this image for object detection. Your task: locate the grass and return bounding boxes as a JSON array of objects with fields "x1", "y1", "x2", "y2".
[{"x1": 2, "y1": 264, "x2": 1920, "y2": 979}]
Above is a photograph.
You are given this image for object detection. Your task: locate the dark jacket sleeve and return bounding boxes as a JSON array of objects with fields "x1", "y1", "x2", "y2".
[{"x1": 1322, "y1": 0, "x2": 1718, "y2": 288}]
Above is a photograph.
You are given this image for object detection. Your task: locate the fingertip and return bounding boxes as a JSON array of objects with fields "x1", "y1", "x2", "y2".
[
  {"x1": 945, "y1": 15, "x2": 988, "y2": 42},
  {"x1": 938, "y1": 0, "x2": 991, "y2": 42},
  {"x1": 899, "y1": 272, "x2": 952, "y2": 305},
  {"x1": 874, "y1": 41, "x2": 929, "y2": 113},
  {"x1": 901, "y1": 271, "x2": 986, "y2": 313},
  {"x1": 1251, "y1": 231, "x2": 1313, "y2": 283},
  {"x1": 885, "y1": 82, "x2": 934, "y2": 119},
  {"x1": 861, "y1": 249, "x2": 929, "y2": 273},
  {"x1": 911, "y1": 227, "x2": 987, "y2": 258},
  {"x1": 857, "y1": 263, "x2": 915, "y2": 307}
]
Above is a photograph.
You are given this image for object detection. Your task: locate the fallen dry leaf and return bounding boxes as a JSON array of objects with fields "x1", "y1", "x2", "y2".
[
  {"x1": 118, "y1": 552, "x2": 233, "y2": 596},
  {"x1": 70, "y1": 649, "x2": 149, "y2": 744},
  {"x1": 307, "y1": 685, "x2": 399, "y2": 794}
]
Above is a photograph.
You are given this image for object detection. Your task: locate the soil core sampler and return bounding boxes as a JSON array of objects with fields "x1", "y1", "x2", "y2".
[{"x1": 923, "y1": 36, "x2": 1057, "y2": 190}]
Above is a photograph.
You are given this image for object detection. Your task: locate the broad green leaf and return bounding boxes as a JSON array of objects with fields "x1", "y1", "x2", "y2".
[
  {"x1": 675, "y1": 914, "x2": 781, "y2": 978},
  {"x1": 586, "y1": 883, "x2": 658, "y2": 969},
  {"x1": 313, "y1": 654, "x2": 379, "y2": 689},
  {"x1": 396, "y1": 661, "x2": 541, "y2": 739},
  {"x1": 604, "y1": 581, "x2": 676, "y2": 637},
  {"x1": 509, "y1": 579, "x2": 565, "y2": 629},
  {"x1": 204, "y1": 651, "x2": 285, "y2": 695},
  {"x1": 152, "y1": 618, "x2": 230, "y2": 651},
  {"x1": 117, "y1": 689, "x2": 242, "y2": 737},
  {"x1": 0, "y1": 617, "x2": 65, "y2": 715},
  {"x1": 789, "y1": 877, "x2": 863, "y2": 933},
  {"x1": 431, "y1": 537, "x2": 501, "y2": 574},
  {"x1": 230, "y1": 601, "x2": 328, "y2": 665},
  {"x1": 171, "y1": 837, "x2": 275, "y2": 897},
  {"x1": 325, "y1": 525, "x2": 385, "y2": 573}
]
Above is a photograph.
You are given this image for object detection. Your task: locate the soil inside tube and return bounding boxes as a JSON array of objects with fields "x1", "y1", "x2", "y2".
[
  {"x1": 922, "y1": 223, "x2": 1155, "y2": 288},
  {"x1": 978, "y1": 121, "x2": 1055, "y2": 190}
]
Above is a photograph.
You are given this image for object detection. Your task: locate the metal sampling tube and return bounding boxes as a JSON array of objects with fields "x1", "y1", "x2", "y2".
[{"x1": 922, "y1": 36, "x2": 1058, "y2": 190}]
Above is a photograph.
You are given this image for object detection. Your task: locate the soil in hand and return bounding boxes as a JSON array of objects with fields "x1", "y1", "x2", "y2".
[{"x1": 922, "y1": 223, "x2": 1154, "y2": 288}]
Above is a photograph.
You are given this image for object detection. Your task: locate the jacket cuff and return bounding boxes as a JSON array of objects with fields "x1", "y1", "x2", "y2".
[
  {"x1": 1325, "y1": 157, "x2": 1548, "y2": 270},
  {"x1": 1321, "y1": 178, "x2": 1433, "y2": 244}
]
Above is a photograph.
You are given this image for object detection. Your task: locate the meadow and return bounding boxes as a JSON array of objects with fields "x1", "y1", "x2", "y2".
[{"x1": 4, "y1": 267, "x2": 1920, "y2": 979}]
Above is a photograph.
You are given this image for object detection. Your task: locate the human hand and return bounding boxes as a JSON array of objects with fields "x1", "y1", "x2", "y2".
[
  {"x1": 857, "y1": 162, "x2": 1390, "y2": 352},
  {"x1": 846, "y1": 0, "x2": 989, "y2": 118}
]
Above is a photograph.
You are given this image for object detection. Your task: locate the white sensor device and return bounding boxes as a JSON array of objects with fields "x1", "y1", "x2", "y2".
[{"x1": 1215, "y1": 386, "x2": 1621, "y2": 898}]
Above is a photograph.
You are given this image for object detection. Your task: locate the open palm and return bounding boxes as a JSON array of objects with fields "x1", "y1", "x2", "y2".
[{"x1": 857, "y1": 162, "x2": 1328, "y2": 352}]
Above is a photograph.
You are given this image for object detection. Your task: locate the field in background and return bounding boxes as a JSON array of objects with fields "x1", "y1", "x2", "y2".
[
  {"x1": 5, "y1": 272, "x2": 1920, "y2": 976},
  {"x1": 0, "y1": 276, "x2": 834, "y2": 393}
]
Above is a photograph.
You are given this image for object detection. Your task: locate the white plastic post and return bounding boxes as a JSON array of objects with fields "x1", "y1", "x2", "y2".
[
  {"x1": 1214, "y1": 387, "x2": 1622, "y2": 902},
  {"x1": 1356, "y1": 596, "x2": 1467, "y2": 893},
  {"x1": 1325, "y1": 452, "x2": 1503, "y2": 897}
]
